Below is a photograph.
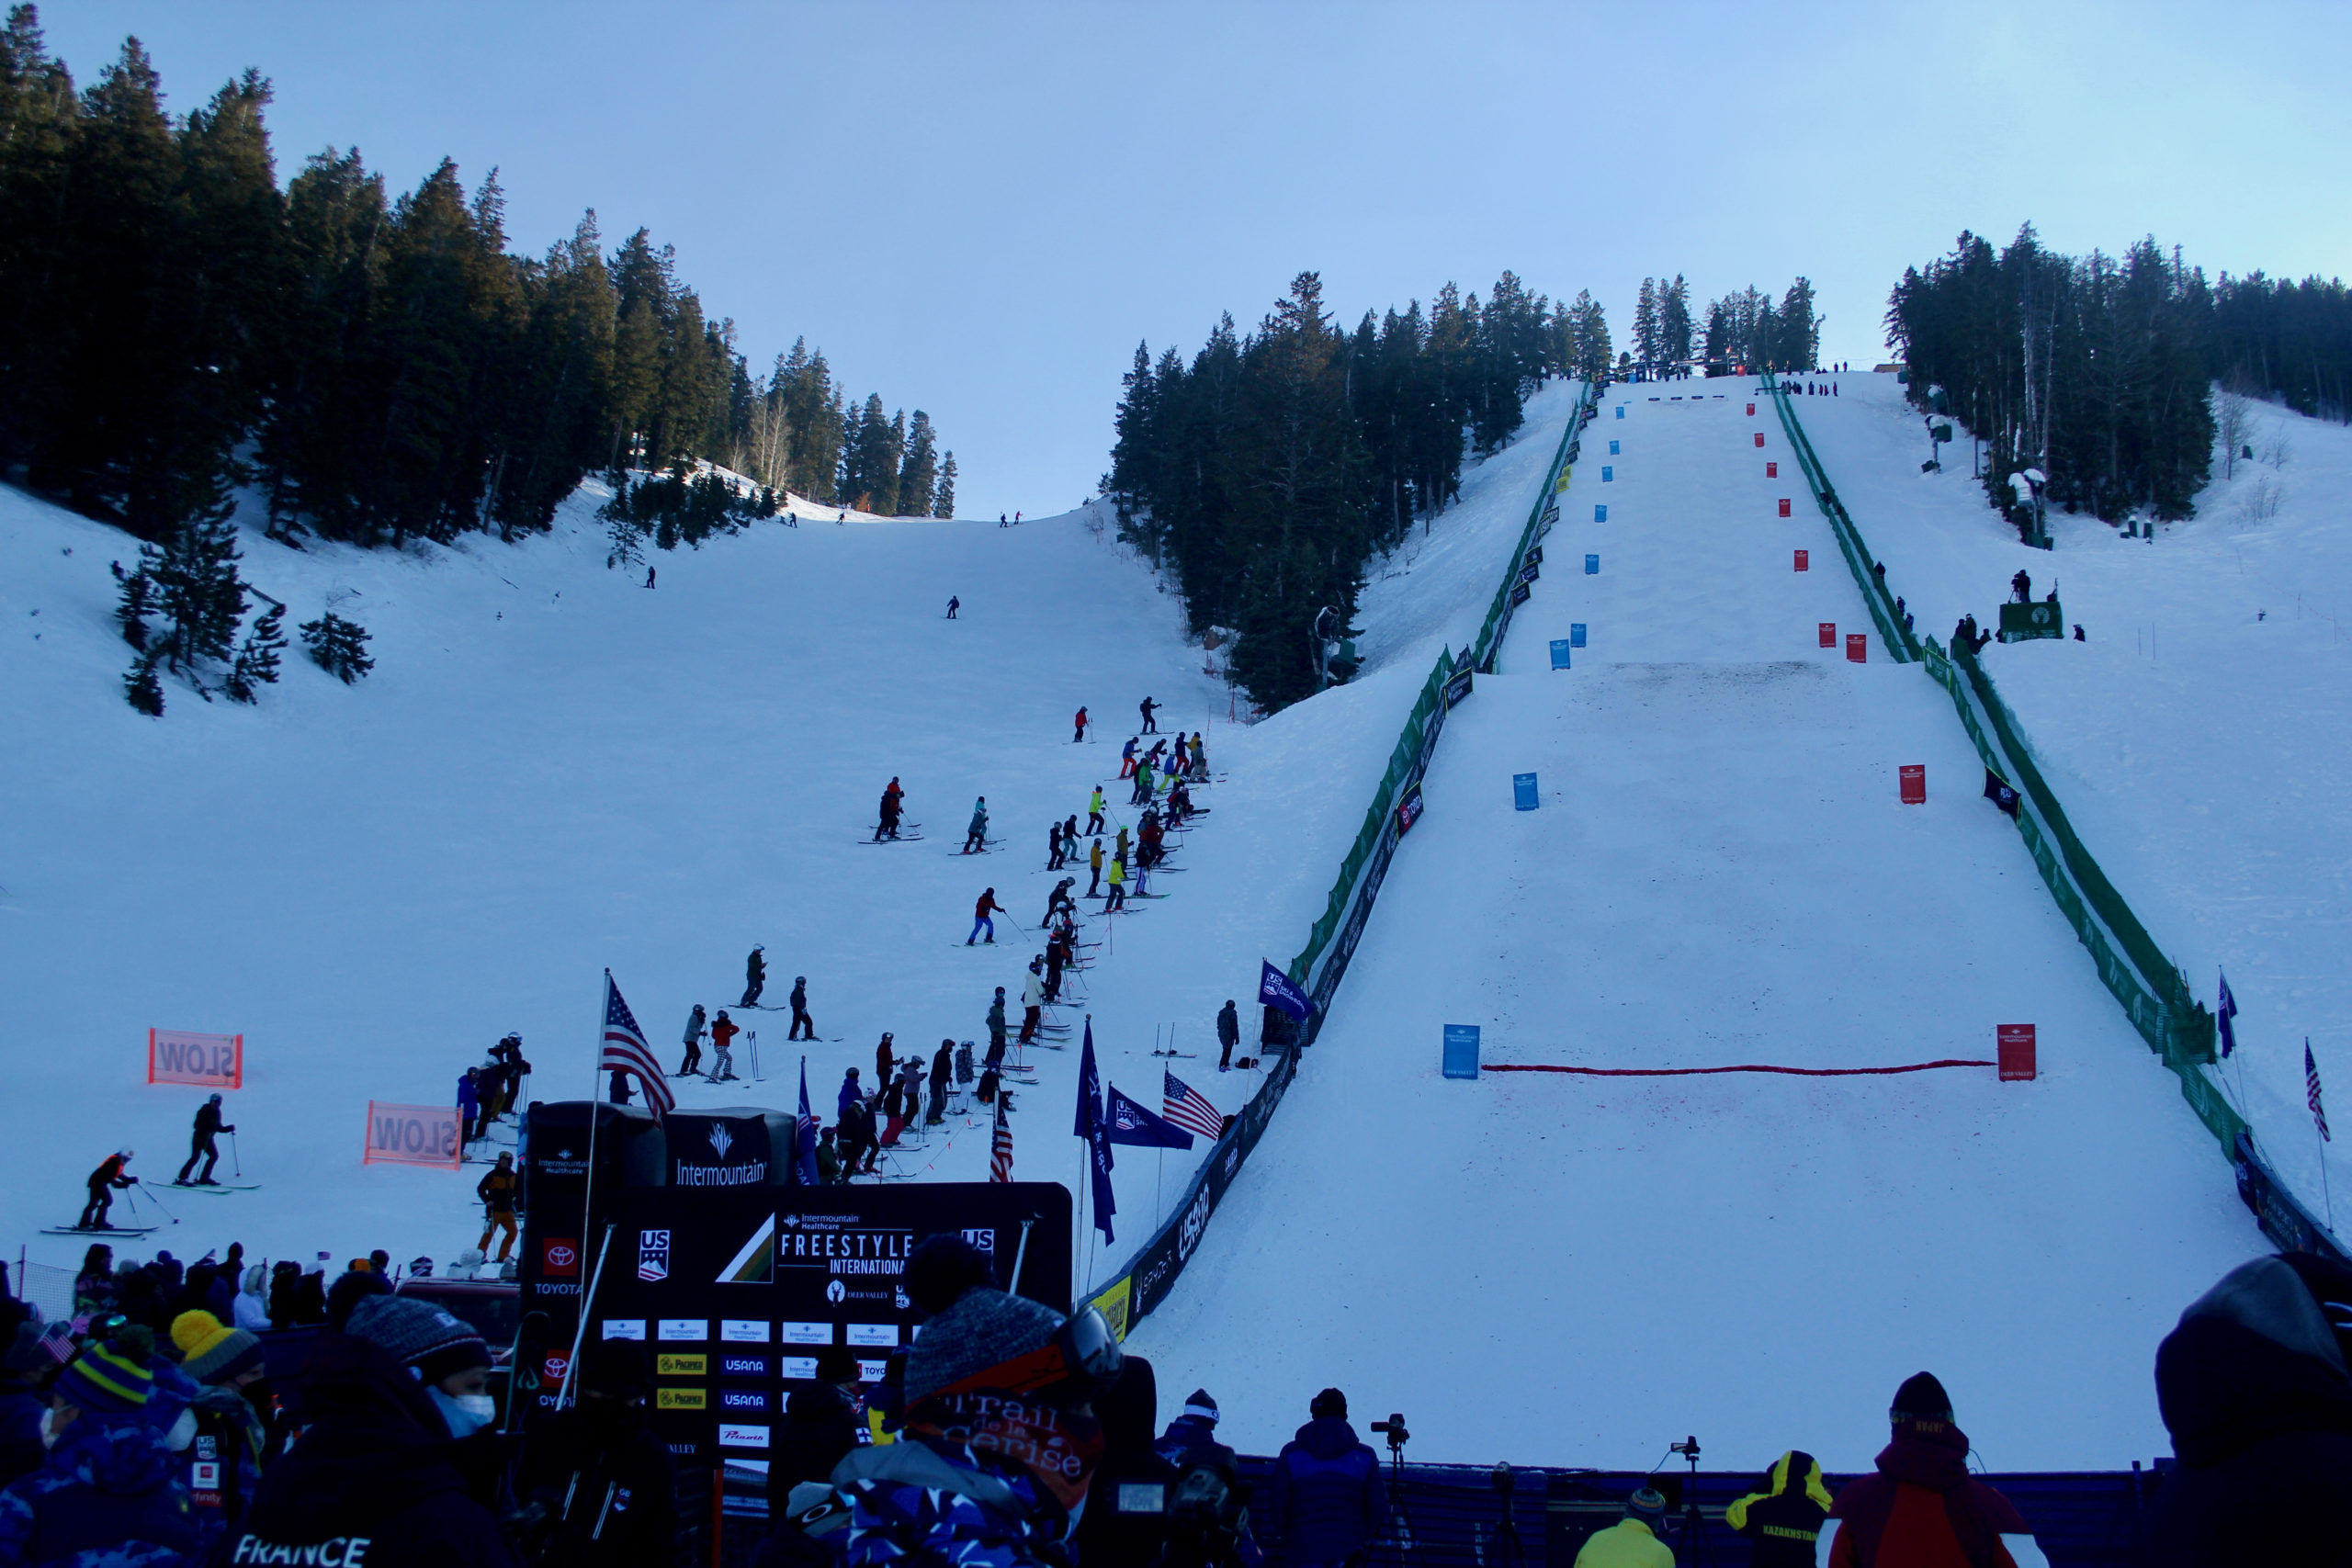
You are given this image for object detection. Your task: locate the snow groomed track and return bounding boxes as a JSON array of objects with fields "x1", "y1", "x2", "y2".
[{"x1": 1126, "y1": 384, "x2": 2264, "y2": 1471}]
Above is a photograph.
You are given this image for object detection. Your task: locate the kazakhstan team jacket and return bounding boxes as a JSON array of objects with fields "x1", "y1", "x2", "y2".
[{"x1": 1723, "y1": 1449, "x2": 1831, "y2": 1567}]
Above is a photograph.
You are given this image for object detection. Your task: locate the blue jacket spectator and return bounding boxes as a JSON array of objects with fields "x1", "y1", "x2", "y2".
[
  {"x1": 1264, "y1": 1389, "x2": 1384, "y2": 1567},
  {"x1": 0, "y1": 1327, "x2": 199, "y2": 1568}
]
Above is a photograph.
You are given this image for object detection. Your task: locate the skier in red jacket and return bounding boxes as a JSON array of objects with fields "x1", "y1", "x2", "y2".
[
  {"x1": 1073, "y1": 706, "x2": 1089, "y2": 743},
  {"x1": 967, "y1": 888, "x2": 1005, "y2": 946}
]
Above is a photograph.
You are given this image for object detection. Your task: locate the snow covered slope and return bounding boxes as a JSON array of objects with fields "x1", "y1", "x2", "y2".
[
  {"x1": 0, "y1": 386, "x2": 1577, "y2": 1287},
  {"x1": 1126, "y1": 386, "x2": 2263, "y2": 1471},
  {"x1": 1794, "y1": 376, "x2": 2352, "y2": 1222}
]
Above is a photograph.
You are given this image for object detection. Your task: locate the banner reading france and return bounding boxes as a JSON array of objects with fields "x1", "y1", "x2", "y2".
[
  {"x1": 148, "y1": 1029, "x2": 243, "y2": 1089},
  {"x1": 363, "y1": 1100, "x2": 462, "y2": 1169}
]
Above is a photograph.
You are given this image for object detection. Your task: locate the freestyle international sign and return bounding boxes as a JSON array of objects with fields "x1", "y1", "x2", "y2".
[
  {"x1": 147, "y1": 1029, "x2": 243, "y2": 1089},
  {"x1": 362, "y1": 1100, "x2": 461, "y2": 1168}
]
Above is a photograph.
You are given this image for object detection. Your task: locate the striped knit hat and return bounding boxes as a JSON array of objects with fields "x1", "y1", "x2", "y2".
[{"x1": 56, "y1": 1326, "x2": 155, "y2": 1414}]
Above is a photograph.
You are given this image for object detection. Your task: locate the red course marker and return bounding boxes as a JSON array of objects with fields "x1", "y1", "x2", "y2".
[
  {"x1": 1847, "y1": 634, "x2": 1868, "y2": 663},
  {"x1": 1900, "y1": 764, "x2": 1926, "y2": 804},
  {"x1": 1818, "y1": 622, "x2": 1836, "y2": 648},
  {"x1": 1778, "y1": 498, "x2": 1792, "y2": 518},
  {"x1": 1793, "y1": 549, "x2": 1808, "y2": 571}
]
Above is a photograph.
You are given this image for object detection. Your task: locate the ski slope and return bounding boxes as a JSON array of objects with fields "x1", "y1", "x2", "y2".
[
  {"x1": 0, "y1": 385, "x2": 1577, "y2": 1283},
  {"x1": 1127, "y1": 386, "x2": 2266, "y2": 1472},
  {"x1": 1794, "y1": 375, "x2": 2352, "y2": 1215}
]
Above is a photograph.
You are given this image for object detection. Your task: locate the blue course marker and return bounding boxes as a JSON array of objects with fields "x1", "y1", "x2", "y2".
[
  {"x1": 1585, "y1": 553, "x2": 1599, "y2": 573},
  {"x1": 1569, "y1": 624, "x2": 1586, "y2": 648},
  {"x1": 1609, "y1": 439, "x2": 1621, "y2": 455},
  {"x1": 1594, "y1": 504, "x2": 1607, "y2": 523},
  {"x1": 1512, "y1": 773, "x2": 1540, "y2": 810},
  {"x1": 1615, "y1": 406, "x2": 1625, "y2": 419},
  {"x1": 1442, "y1": 1024, "x2": 1480, "y2": 1080},
  {"x1": 1601, "y1": 466, "x2": 1613, "y2": 482},
  {"x1": 1549, "y1": 639, "x2": 1572, "y2": 670}
]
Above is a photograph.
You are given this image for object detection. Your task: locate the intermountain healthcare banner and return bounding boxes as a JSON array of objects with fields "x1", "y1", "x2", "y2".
[
  {"x1": 362, "y1": 1100, "x2": 462, "y2": 1168},
  {"x1": 147, "y1": 1029, "x2": 243, "y2": 1089}
]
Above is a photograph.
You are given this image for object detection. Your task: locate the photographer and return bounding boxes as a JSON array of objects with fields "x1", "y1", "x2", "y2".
[{"x1": 1265, "y1": 1388, "x2": 1384, "y2": 1568}]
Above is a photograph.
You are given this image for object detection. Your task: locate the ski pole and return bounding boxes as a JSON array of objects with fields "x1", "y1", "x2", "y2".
[
  {"x1": 134, "y1": 1180, "x2": 181, "y2": 1226},
  {"x1": 230, "y1": 1131, "x2": 242, "y2": 1179}
]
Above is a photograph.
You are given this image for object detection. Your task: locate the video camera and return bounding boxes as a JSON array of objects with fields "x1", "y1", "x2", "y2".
[{"x1": 1370, "y1": 1412, "x2": 1409, "y2": 1452}]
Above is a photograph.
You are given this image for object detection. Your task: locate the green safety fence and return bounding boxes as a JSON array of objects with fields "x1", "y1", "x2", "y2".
[
  {"x1": 1764, "y1": 374, "x2": 1920, "y2": 663},
  {"x1": 1292, "y1": 380, "x2": 1598, "y2": 991},
  {"x1": 1769, "y1": 385, "x2": 2235, "y2": 1159}
]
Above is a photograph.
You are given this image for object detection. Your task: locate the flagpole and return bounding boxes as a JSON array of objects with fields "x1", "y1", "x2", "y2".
[{"x1": 573, "y1": 971, "x2": 609, "y2": 1393}]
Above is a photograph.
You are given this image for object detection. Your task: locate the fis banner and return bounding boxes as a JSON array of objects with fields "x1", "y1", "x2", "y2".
[
  {"x1": 148, "y1": 1029, "x2": 243, "y2": 1089},
  {"x1": 363, "y1": 1100, "x2": 461, "y2": 1168}
]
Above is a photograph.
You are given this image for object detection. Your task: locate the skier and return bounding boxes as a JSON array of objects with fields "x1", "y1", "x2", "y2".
[
  {"x1": 927, "y1": 1041, "x2": 953, "y2": 1125},
  {"x1": 2010, "y1": 568, "x2": 2032, "y2": 604},
  {"x1": 1088, "y1": 837, "x2": 1105, "y2": 898},
  {"x1": 678, "y1": 1004, "x2": 707, "y2": 1077},
  {"x1": 968, "y1": 887, "x2": 1006, "y2": 945},
  {"x1": 876, "y1": 777, "x2": 906, "y2": 841},
  {"x1": 1139, "y1": 695, "x2": 1159, "y2": 734},
  {"x1": 1217, "y1": 999, "x2": 1240, "y2": 1072},
  {"x1": 946, "y1": 596, "x2": 959, "y2": 619},
  {"x1": 1044, "y1": 877, "x2": 1076, "y2": 929},
  {"x1": 963, "y1": 796, "x2": 990, "y2": 854},
  {"x1": 788, "y1": 976, "x2": 815, "y2": 1042},
  {"x1": 477, "y1": 1151, "x2": 519, "y2": 1263},
  {"x1": 1060, "y1": 816, "x2": 1080, "y2": 868},
  {"x1": 80, "y1": 1150, "x2": 136, "y2": 1231},
  {"x1": 1168, "y1": 778, "x2": 1193, "y2": 824},
  {"x1": 1020, "y1": 961, "x2": 1046, "y2": 1044},
  {"x1": 645, "y1": 566, "x2": 656, "y2": 589},
  {"x1": 986, "y1": 988, "x2": 1010, "y2": 1073},
  {"x1": 1044, "y1": 940, "x2": 1068, "y2": 1006},
  {"x1": 1073, "y1": 706, "x2": 1089, "y2": 743},
  {"x1": 1131, "y1": 756, "x2": 1156, "y2": 807},
  {"x1": 741, "y1": 945, "x2": 767, "y2": 1009},
  {"x1": 1115, "y1": 824, "x2": 1132, "y2": 865},
  {"x1": 876, "y1": 1032, "x2": 896, "y2": 1089},
  {"x1": 1046, "y1": 822, "x2": 1066, "y2": 872},
  {"x1": 1105, "y1": 851, "x2": 1128, "y2": 912},
  {"x1": 457, "y1": 1068, "x2": 482, "y2": 1146},
  {"x1": 1119, "y1": 739, "x2": 1138, "y2": 780},
  {"x1": 1086, "y1": 788, "x2": 1107, "y2": 836},
  {"x1": 708, "y1": 1010, "x2": 741, "y2": 1082},
  {"x1": 485, "y1": 1032, "x2": 531, "y2": 1121},
  {"x1": 1139, "y1": 809, "x2": 1165, "y2": 869},
  {"x1": 1188, "y1": 732, "x2": 1207, "y2": 780}
]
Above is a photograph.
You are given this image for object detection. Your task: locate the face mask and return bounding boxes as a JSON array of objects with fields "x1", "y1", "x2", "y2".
[
  {"x1": 428, "y1": 1387, "x2": 497, "y2": 1439},
  {"x1": 38, "y1": 1408, "x2": 62, "y2": 1450},
  {"x1": 165, "y1": 1408, "x2": 198, "y2": 1451}
]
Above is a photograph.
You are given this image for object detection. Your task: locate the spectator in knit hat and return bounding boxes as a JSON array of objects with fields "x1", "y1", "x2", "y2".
[
  {"x1": 0, "y1": 1325, "x2": 199, "y2": 1567},
  {"x1": 218, "y1": 1325, "x2": 518, "y2": 1568},
  {"x1": 788, "y1": 1235, "x2": 1118, "y2": 1564},
  {"x1": 172, "y1": 1309, "x2": 269, "y2": 1536},
  {"x1": 0, "y1": 1325, "x2": 51, "y2": 1491},
  {"x1": 1267, "y1": 1388, "x2": 1385, "y2": 1568},
  {"x1": 1818, "y1": 1371, "x2": 2047, "y2": 1567},
  {"x1": 514, "y1": 1337, "x2": 674, "y2": 1568},
  {"x1": 345, "y1": 1294, "x2": 496, "y2": 1443},
  {"x1": 763, "y1": 1343, "x2": 867, "y2": 1530},
  {"x1": 1574, "y1": 1486, "x2": 1673, "y2": 1567}
]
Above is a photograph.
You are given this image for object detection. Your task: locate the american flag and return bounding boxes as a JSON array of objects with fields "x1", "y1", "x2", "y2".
[
  {"x1": 39, "y1": 1320, "x2": 76, "y2": 1364},
  {"x1": 2309, "y1": 1040, "x2": 2331, "y2": 1143},
  {"x1": 1163, "y1": 1069, "x2": 1225, "y2": 1142},
  {"x1": 601, "y1": 972, "x2": 673, "y2": 1116},
  {"x1": 989, "y1": 1094, "x2": 1013, "y2": 1182}
]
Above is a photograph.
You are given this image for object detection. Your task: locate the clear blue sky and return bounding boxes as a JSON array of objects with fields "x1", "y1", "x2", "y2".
[{"x1": 47, "y1": 1, "x2": 2352, "y2": 520}]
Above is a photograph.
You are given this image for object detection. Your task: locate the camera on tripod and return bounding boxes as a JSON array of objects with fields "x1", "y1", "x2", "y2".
[
  {"x1": 1369, "y1": 1413, "x2": 1409, "y2": 1452},
  {"x1": 1668, "y1": 1436, "x2": 1701, "y2": 1463}
]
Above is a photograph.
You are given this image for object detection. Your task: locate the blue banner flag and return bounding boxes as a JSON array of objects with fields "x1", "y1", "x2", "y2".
[
  {"x1": 2217, "y1": 972, "x2": 2238, "y2": 1059},
  {"x1": 1076, "y1": 1020, "x2": 1116, "y2": 1242},
  {"x1": 795, "y1": 1057, "x2": 820, "y2": 1185},
  {"x1": 1259, "y1": 960, "x2": 1313, "y2": 1021},
  {"x1": 1106, "y1": 1086, "x2": 1193, "y2": 1149}
]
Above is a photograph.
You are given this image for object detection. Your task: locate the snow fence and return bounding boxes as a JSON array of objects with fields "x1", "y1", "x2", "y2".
[
  {"x1": 1770, "y1": 381, "x2": 2344, "y2": 1265},
  {"x1": 1083, "y1": 380, "x2": 1599, "y2": 1337}
]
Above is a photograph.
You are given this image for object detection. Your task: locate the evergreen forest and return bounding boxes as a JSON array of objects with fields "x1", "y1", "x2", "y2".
[
  {"x1": 1105, "y1": 270, "x2": 1603, "y2": 711},
  {"x1": 1885, "y1": 225, "x2": 2352, "y2": 529}
]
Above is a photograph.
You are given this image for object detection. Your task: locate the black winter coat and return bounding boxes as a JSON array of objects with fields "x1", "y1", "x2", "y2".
[
  {"x1": 2149, "y1": 1253, "x2": 2352, "y2": 1568},
  {"x1": 514, "y1": 1400, "x2": 677, "y2": 1568},
  {"x1": 213, "y1": 1335, "x2": 521, "y2": 1568},
  {"x1": 763, "y1": 1383, "x2": 862, "y2": 1515}
]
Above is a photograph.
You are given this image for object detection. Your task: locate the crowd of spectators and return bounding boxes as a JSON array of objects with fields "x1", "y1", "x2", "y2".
[{"x1": 0, "y1": 1244, "x2": 2344, "y2": 1565}]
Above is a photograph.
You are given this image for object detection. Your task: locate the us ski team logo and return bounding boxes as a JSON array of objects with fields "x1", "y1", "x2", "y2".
[{"x1": 638, "y1": 1228, "x2": 671, "y2": 1282}]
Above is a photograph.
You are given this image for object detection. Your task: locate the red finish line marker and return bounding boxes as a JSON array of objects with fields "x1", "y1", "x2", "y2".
[{"x1": 1485, "y1": 1060, "x2": 1996, "y2": 1077}]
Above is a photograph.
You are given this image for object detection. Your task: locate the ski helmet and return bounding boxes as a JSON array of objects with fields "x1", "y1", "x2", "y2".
[
  {"x1": 209, "y1": 1092, "x2": 222, "y2": 1104},
  {"x1": 797, "y1": 976, "x2": 806, "y2": 985},
  {"x1": 120, "y1": 1148, "x2": 134, "y2": 1159}
]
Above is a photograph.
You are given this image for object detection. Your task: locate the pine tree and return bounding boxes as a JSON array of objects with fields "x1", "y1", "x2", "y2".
[
  {"x1": 146, "y1": 507, "x2": 244, "y2": 677},
  {"x1": 1659, "y1": 275, "x2": 1692, "y2": 367},
  {"x1": 1633, "y1": 277, "x2": 1659, "y2": 377},
  {"x1": 115, "y1": 562, "x2": 153, "y2": 650},
  {"x1": 933, "y1": 451, "x2": 956, "y2": 517},
  {"x1": 300, "y1": 609, "x2": 373, "y2": 682},
  {"x1": 897, "y1": 411, "x2": 938, "y2": 519},
  {"x1": 224, "y1": 595, "x2": 286, "y2": 702},
  {"x1": 123, "y1": 649, "x2": 164, "y2": 716}
]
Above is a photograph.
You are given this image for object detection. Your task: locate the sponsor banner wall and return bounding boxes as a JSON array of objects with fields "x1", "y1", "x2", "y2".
[
  {"x1": 362, "y1": 1100, "x2": 461, "y2": 1168},
  {"x1": 148, "y1": 1029, "x2": 243, "y2": 1089}
]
